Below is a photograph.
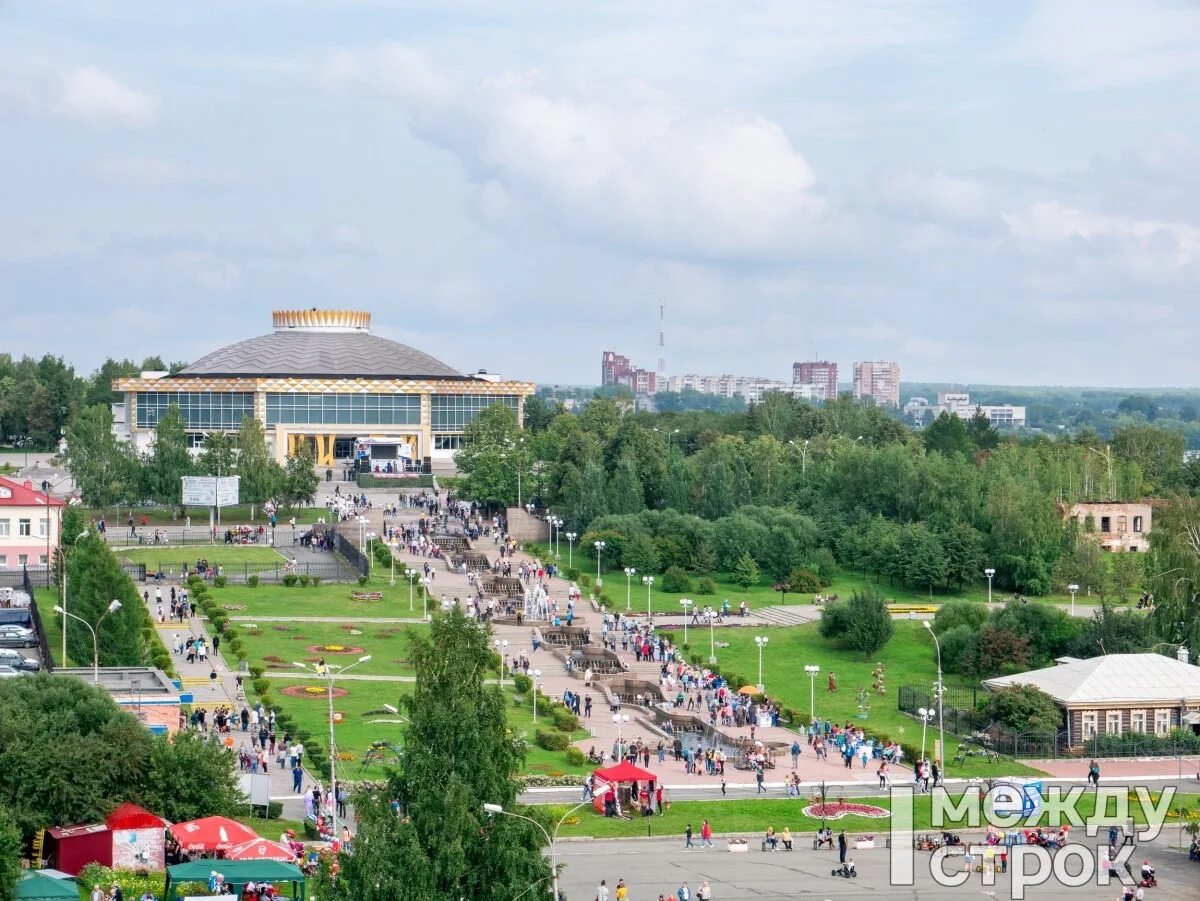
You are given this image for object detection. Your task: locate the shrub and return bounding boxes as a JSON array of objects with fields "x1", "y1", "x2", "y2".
[
  {"x1": 786, "y1": 567, "x2": 823, "y2": 594},
  {"x1": 227, "y1": 638, "x2": 245, "y2": 657},
  {"x1": 551, "y1": 707, "x2": 579, "y2": 733},
  {"x1": 311, "y1": 576, "x2": 322, "y2": 587},
  {"x1": 357, "y1": 575, "x2": 369, "y2": 587},
  {"x1": 512, "y1": 673, "x2": 533, "y2": 694},
  {"x1": 565, "y1": 746, "x2": 586, "y2": 766},
  {"x1": 247, "y1": 575, "x2": 260, "y2": 588},
  {"x1": 299, "y1": 574, "x2": 311, "y2": 587},
  {"x1": 224, "y1": 627, "x2": 239, "y2": 640},
  {"x1": 579, "y1": 573, "x2": 592, "y2": 588},
  {"x1": 213, "y1": 575, "x2": 228, "y2": 588},
  {"x1": 251, "y1": 678, "x2": 271, "y2": 696},
  {"x1": 78, "y1": 865, "x2": 162, "y2": 901},
  {"x1": 282, "y1": 574, "x2": 299, "y2": 587},
  {"x1": 565, "y1": 567, "x2": 581, "y2": 581},
  {"x1": 536, "y1": 727, "x2": 570, "y2": 751},
  {"x1": 662, "y1": 565, "x2": 692, "y2": 593},
  {"x1": 696, "y1": 575, "x2": 716, "y2": 595},
  {"x1": 249, "y1": 664, "x2": 266, "y2": 679}
]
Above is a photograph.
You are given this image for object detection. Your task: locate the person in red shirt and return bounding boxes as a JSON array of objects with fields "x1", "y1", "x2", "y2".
[{"x1": 700, "y1": 819, "x2": 713, "y2": 848}]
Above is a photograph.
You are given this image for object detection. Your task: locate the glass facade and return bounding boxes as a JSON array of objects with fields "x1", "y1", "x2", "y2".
[
  {"x1": 430, "y1": 394, "x2": 518, "y2": 431},
  {"x1": 136, "y1": 392, "x2": 254, "y2": 430},
  {"x1": 265, "y1": 392, "x2": 421, "y2": 426}
]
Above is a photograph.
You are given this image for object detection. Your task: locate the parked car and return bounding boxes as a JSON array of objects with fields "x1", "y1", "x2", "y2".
[
  {"x1": 0, "y1": 625, "x2": 36, "y2": 648},
  {"x1": 0, "y1": 648, "x2": 39, "y2": 671},
  {"x1": 0, "y1": 665, "x2": 30, "y2": 678}
]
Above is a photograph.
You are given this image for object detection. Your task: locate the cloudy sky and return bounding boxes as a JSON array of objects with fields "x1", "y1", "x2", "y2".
[{"x1": 2, "y1": 1, "x2": 1199, "y2": 387}]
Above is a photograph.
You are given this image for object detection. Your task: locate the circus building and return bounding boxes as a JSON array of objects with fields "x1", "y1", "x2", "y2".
[{"x1": 112, "y1": 310, "x2": 535, "y2": 469}]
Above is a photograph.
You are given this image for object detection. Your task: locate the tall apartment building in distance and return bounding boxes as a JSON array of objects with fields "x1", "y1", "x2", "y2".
[
  {"x1": 853, "y1": 361, "x2": 901, "y2": 407},
  {"x1": 601, "y1": 350, "x2": 657, "y2": 394},
  {"x1": 792, "y1": 360, "x2": 838, "y2": 401}
]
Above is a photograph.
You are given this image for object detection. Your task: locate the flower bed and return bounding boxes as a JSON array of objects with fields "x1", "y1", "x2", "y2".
[
  {"x1": 801, "y1": 801, "x2": 890, "y2": 820},
  {"x1": 305, "y1": 644, "x2": 365, "y2": 654},
  {"x1": 281, "y1": 684, "x2": 350, "y2": 699}
]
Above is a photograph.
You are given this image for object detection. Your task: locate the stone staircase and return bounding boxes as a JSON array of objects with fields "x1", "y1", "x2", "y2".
[{"x1": 750, "y1": 604, "x2": 821, "y2": 627}]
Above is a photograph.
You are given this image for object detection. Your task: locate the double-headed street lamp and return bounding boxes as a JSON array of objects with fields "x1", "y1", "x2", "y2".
[
  {"x1": 294, "y1": 654, "x2": 372, "y2": 844},
  {"x1": 365, "y1": 531, "x2": 377, "y2": 576},
  {"x1": 918, "y1": 706, "x2": 935, "y2": 760},
  {"x1": 642, "y1": 575, "x2": 655, "y2": 620},
  {"x1": 984, "y1": 567, "x2": 995, "y2": 604},
  {"x1": 548, "y1": 516, "x2": 563, "y2": 559},
  {"x1": 708, "y1": 610, "x2": 718, "y2": 665},
  {"x1": 388, "y1": 538, "x2": 398, "y2": 586},
  {"x1": 406, "y1": 569, "x2": 420, "y2": 613},
  {"x1": 624, "y1": 567, "x2": 636, "y2": 612},
  {"x1": 679, "y1": 599, "x2": 693, "y2": 644},
  {"x1": 356, "y1": 515, "x2": 369, "y2": 551},
  {"x1": 754, "y1": 635, "x2": 769, "y2": 692},
  {"x1": 54, "y1": 599, "x2": 121, "y2": 683},
  {"x1": 421, "y1": 576, "x2": 432, "y2": 621},
  {"x1": 613, "y1": 712, "x2": 629, "y2": 746},
  {"x1": 923, "y1": 620, "x2": 945, "y2": 777},
  {"x1": 593, "y1": 540, "x2": 605, "y2": 588},
  {"x1": 804, "y1": 664, "x2": 821, "y2": 720},
  {"x1": 483, "y1": 799, "x2": 594, "y2": 901},
  {"x1": 1067, "y1": 583, "x2": 1080, "y2": 617},
  {"x1": 565, "y1": 532, "x2": 577, "y2": 569}
]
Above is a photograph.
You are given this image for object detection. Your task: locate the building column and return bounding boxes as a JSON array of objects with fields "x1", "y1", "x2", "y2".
[{"x1": 420, "y1": 394, "x2": 433, "y2": 461}]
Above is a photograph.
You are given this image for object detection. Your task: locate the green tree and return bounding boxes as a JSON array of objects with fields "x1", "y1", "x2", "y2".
[
  {"x1": 606, "y1": 454, "x2": 644, "y2": 515},
  {"x1": 731, "y1": 552, "x2": 760, "y2": 589},
  {"x1": 141, "y1": 731, "x2": 242, "y2": 823},
  {"x1": 65, "y1": 536, "x2": 149, "y2": 667},
  {"x1": 321, "y1": 608, "x2": 551, "y2": 901},
  {"x1": 696, "y1": 460, "x2": 735, "y2": 520},
  {"x1": 924, "y1": 411, "x2": 971, "y2": 457},
  {"x1": 282, "y1": 443, "x2": 320, "y2": 508},
  {"x1": 575, "y1": 461, "x2": 609, "y2": 529},
  {"x1": 661, "y1": 452, "x2": 694, "y2": 513},
  {"x1": 1109, "y1": 551, "x2": 1144, "y2": 603},
  {"x1": 0, "y1": 806, "x2": 19, "y2": 901},
  {"x1": 898, "y1": 523, "x2": 948, "y2": 596},
  {"x1": 142, "y1": 405, "x2": 192, "y2": 507},
  {"x1": 456, "y1": 404, "x2": 525, "y2": 508},
  {"x1": 939, "y1": 522, "x2": 986, "y2": 590},
  {"x1": 621, "y1": 533, "x2": 661, "y2": 574},
  {"x1": 196, "y1": 431, "x2": 236, "y2": 477},
  {"x1": 982, "y1": 685, "x2": 1062, "y2": 734},
  {"x1": 1053, "y1": 534, "x2": 1110, "y2": 600},
  {"x1": 966, "y1": 408, "x2": 1000, "y2": 450},
  {"x1": 234, "y1": 417, "x2": 283, "y2": 504},
  {"x1": 931, "y1": 600, "x2": 989, "y2": 635},
  {"x1": 1112, "y1": 424, "x2": 1185, "y2": 492},
  {"x1": 820, "y1": 588, "x2": 895, "y2": 658},
  {"x1": 64, "y1": 404, "x2": 139, "y2": 507}
]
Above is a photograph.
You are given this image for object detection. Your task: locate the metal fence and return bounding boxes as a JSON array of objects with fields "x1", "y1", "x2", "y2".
[
  {"x1": 100, "y1": 526, "x2": 313, "y2": 548},
  {"x1": 898, "y1": 681, "x2": 988, "y2": 739},
  {"x1": 326, "y1": 527, "x2": 370, "y2": 578},
  {"x1": 22, "y1": 566, "x2": 54, "y2": 671},
  {"x1": 146, "y1": 559, "x2": 354, "y2": 584}
]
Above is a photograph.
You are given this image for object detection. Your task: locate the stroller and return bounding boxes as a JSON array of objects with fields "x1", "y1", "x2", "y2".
[{"x1": 831, "y1": 861, "x2": 858, "y2": 878}]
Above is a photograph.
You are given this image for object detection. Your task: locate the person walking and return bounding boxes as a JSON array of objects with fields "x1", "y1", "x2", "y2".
[
  {"x1": 838, "y1": 829, "x2": 848, "y2": 865},
  {"x1": 755, "y1": 767, "x2": 766, "y2": 794},
  {"x1": 790, "y1": 739, "x2": 801, "y2": 768},
  {"x1": 1088, "y1": 759, "x2": 1100, "y2": 787},
  {"x1": 677, "y1": 881, "x2": 690, "y2": 901},
  {"x1": 292, "y1": 763, "x2": 303, "y2": 793},
  {"x1": 596, "y1": 879, "x2": 609, "y2": 901},
  {"x1": 615, "y1": 878, "x2": 628, "y2": 900},
  {"x1": 684, "y1": 823, "x2": 694, "y2": 850},
  {"x1": 700, "y1": 819, "x2": 713, "y2": 848}
]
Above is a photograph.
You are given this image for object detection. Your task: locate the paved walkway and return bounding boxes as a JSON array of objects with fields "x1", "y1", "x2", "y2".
[
  {"x1": 229, "y1": 615, "x2": 426, "y2": 624},
  {"x1": 1025, "y1": 756, "x2": 1200, "y2": 780}
]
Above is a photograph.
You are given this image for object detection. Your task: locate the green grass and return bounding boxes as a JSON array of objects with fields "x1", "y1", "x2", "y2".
[
  {"x1": 545, "y1": 790, "x2": 1200, "y2": 839},
  {"x1": 34, "y1": 588, "x2": 71, "y2": 667},
  {"x1": 81, "y1": 505, "x2": 327, "y2": 525},
  {"x1": 211, "y1": 575, "x2": 428, "y2": 619},
  {"x1": 229, "y1": 812, "x2": 309, "y2": 839},
  {"x1": 119, "y1": 545, "x2": 287, "y2": 568},
  {"x1": 237, "y1": 620, "x2": 423, "y2": 677},
  {"x1": 538, "y1": 545, "x2": 1109, "y2": 612}
]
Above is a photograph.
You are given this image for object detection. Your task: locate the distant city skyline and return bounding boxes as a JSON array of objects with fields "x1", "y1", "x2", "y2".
[{"x1": 2, "y1": 3, "x2": 1199, "y2": 387}]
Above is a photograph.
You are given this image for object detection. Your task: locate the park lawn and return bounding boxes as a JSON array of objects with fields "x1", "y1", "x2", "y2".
[
  {"x1": 506, "y1": 691, "x2": 594, "y2": 777},
  {"x1": 34, "y1": 588, "x2": 70, "y2": 667},
  {"x1": 547, "y1": 791, "x2": 1200, "y2": 840},
  {"x1": 80, "y1": 505, "x2": 327, "y2": 525},
  {"x1": 119, "y1": 545, "x2": 287, "y2": 568},
  {"x1": 229, "y1": 812, "x2": 309, "y2": 840},
  {"x1": 210, "y1": 575, "x2": 428, "y2": 620},
  {"x1": 237, "y1": 620, "x2": 424, "y2": 677}
]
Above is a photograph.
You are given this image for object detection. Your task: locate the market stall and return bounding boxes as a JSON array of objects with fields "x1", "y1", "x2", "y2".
[
  {"x1": 163, "y1": 860, "x2": 305, "y2": 901},
  {"x1": 590, "y1": 760, "x2": 656, "y2": 815},
  {"x1": 168, "y1": 816, "x2": 258, "y2": 853}
]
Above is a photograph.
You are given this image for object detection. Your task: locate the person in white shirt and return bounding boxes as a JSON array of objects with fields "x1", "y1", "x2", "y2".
[{"x1": 596, "y1": 880, "x2": 609, "y2": 901}]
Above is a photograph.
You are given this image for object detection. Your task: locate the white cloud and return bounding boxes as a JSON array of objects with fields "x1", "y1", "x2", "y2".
[
  {"x1": 324, "y1": 46, "x2": 827, "y2": 261},
  {"x1": 875, "y1": 170, "x2": 991, "y2": 222},
  {"x1": 1003, "y1": 201, "x2": 1200, "y2": 268},
  {"x1": 1015, "y1": 0, "x2": 1200, "y2": 89},
  {"x1": 92, "y1": 157, "x2": 234, "y2": 188},
  {"x1": 53, "y1": 66, "x2": 156, "y2": 126}
]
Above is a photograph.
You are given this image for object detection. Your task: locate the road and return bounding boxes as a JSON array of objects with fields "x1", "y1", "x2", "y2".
[{"x1": 553, "y1": 835, "x2": 1198, "y2": 900}]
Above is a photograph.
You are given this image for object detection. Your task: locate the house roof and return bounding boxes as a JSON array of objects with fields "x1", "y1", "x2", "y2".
[
  {"x1": 0, "y1": 477, "x2": 64, "y2": 508},
  {"x1": 983, "y1": 653, "x2": 1200, "y2": 705}
]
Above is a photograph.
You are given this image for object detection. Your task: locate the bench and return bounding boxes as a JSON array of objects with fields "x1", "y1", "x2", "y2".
[{"x1": 761, "y1": 839, "x2": 793, "y2": 852}]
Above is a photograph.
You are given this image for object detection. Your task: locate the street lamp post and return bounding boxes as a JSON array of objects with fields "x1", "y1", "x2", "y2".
[
  {"x1": 365, "y1": 531, "x2": 376, "y2": 577},
  {"x1": 593, "y1": 540, "x2": 605, "y2": 588},
  {"x1": 642, "y1": 575, "x2": 654, "y2": 620},
  {"x1": 708, "y1": 612, "x2": 717, "y2": 665},
  {"x1": 984, "y1": 568, "x2": 995, "y2": 605},
  {"x1": 624, "y1": 567, "x2": 636, "y2": 612},
  {"x1": 356, "y1": 515, "x2": 368, "y2": 552},
  {"x1": 565, "y1": 532, "x2": 577, "y2": 569},
  {"x1": 293, "y1": 654, "x2": 372, "y2": 844},
  {"x1": 1067, "y1": 583, "x2": 1079, "y2": 617},
  {"x1": 532, "y1": 669, "x2": 542, "y2": 723},
  {"x1": 918, "y1": 707, "x2": 934, "y2": 760},
  {"x1": 804, "y1": 664, "x2": 820, "y2": 721},
  {"x1": 406, "y1": 570, "x2": 419, "y2": 613},
  {"x1": 679, "y1": 599, "x2": 693, "y2": 644},
  {"x1": 54, "y1": 599, "x2": 121, "y2": 683},
  {"x1": 613, "y1": 713, "x2": 629, "y2": 747},
  {"x1": 421, "y1": 576, "x2": 431, "y2": 621},
  {"x1": 754, "y1": 635, "x2": 769, "y2": 692},
  {"x1": 388, "y1": 539, "x2": 397, "y2": 586},
  {"x1": 923, "y1": 621, "x2": 945, "y2": 778},
  {"x1": 483, "y1": 800, "x2": 593, "y2": 901}
]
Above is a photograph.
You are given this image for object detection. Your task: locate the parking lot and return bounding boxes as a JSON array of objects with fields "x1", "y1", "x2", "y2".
[{"x1": 0, "y1": 586, "x2": 45, "y2": 677}]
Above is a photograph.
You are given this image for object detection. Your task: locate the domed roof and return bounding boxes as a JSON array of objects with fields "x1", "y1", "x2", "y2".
[{"x1": 182, "y1": 330, "x2": 464, "y2": 379}]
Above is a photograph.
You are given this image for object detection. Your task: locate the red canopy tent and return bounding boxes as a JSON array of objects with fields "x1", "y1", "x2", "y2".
[
  {"x1": 169, "y1": 817, "x2": 258, "y2": 852},
  {"x1": 225, "y1": 838, "x2": 297, "y2": 862},
  {"x1": 591, "y1": 761, "x2": 657, "y2": 813}
]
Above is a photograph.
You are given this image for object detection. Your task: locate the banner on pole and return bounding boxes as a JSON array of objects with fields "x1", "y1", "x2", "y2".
[{"x1": 182, "y1": 476, "x2": 240, "y2": 506}]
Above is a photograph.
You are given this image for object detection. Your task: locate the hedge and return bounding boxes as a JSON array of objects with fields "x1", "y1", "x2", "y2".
[{"x1": 536, "y1": 728, "x2": 570, "y2": 751}]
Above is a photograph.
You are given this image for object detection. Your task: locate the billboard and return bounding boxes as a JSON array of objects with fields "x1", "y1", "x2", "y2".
[{"x1": 182, "y1": 476, "x2": 240, "y2": 506}]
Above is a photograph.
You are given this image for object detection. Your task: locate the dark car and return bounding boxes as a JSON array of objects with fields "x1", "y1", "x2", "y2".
[
  {"x1": 0, "y1": 665, "x2": 30, "y2": 678},
  {"x1": 0, "y1": 625, "x2": 36, "y2": 648},
  {"x1": 0, "y1": 648, "x2": 39, "y2": 671}
]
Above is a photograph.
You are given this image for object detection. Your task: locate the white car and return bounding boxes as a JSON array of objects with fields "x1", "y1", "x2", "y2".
[
  {"x1": 0, "y1": 664, "x2": 30, "y2": 678},
  {"x1": 0, "y1": 648, "x2": 39, "y2": 671},
  {"x1": 0, "y1": 625, "x2": 36, "y2": 648}
]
